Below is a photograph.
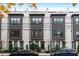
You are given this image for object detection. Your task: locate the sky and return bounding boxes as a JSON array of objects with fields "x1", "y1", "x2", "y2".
[{"x1": 9, "y1": 3, "x2": 79, "y2": 11}]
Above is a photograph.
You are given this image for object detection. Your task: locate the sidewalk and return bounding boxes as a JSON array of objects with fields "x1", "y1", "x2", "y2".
[
  {"x1": 0, "y1": 53, "x2": 10, "y2": 56},
  {"x1": 0, "y1": 53, "x2": 79, "y2": 56},
  {"x1": 39, "y1": 53, "x2": 50, "y2": 56},
  {"x1": 0, "y1": 53, "x2": 50, "y2": 56}
]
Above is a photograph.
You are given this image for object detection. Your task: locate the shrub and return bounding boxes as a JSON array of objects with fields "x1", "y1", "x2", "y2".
[
  {"x1": 30, "y1": 43, "x2": 36, "y2": 51},
  {"x1": 50, "y1": 48, "x2": 56, "y2": 52},
  {"x1": 45, "y1": 50, "x2": 50, "y2": 53},
  {"x1": 77, "y1": 44, "x2": 79, "y2": 53},
  {"x1": 13, "y1": 46, "x2": 18, "y2": 52},
  {"x1": 36, "y1": 47, "x2": 41, "y2": 53},
  {"x1": 30, "y1": 43, "x2": 41, "y2": 52},
  {"x1": 55, "y1": 44, "x2": 60, "y2": 51},
  {"x1": 0, "y1": 50, "x2": 10, "y2": 53},
  {"x1": 50, "y1": 44, "x2": 60, "y2": 52},
  {"x1": 9, "y1": 43, "x2": 13, "y2": 53},
  {"x1": 55, "y1": 44, "x2": 59, "y2": 50},
  {"x1": 2, "y1": 50, "x2": 9, "y2": 53}
]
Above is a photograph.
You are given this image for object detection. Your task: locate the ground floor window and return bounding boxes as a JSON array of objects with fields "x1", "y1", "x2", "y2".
[
  {"x1": 35, "y1": 41, "x2": 39, "y2": 46},
  {"x1": 9, "y1": 29, "x2": 22, "y2": 40},
  {"x1": 29, "y1": 41, "x2": 33, "y2": 49},
  {"x1": 41, "y1": 41, "x2": 45, "y2": 49},
  {"x1": 0, "y1": 41, "x2": 2, "y2": 50},
  {"x1": 14, "y1": 41, "x2": 18, "y2": 48},
  {"x1": 26, "y1": 45, "x2": 28, "y2": 50},
  {"x1": 62, "y1": 41, "x2": 65, "y2": 48},
  {"x1": 9, "y1": 41, "x2": 13, "y2": 51},
  {"x1": 72, "y1": 41, "x2": 76, "y2": 49},
  {"x1": 20, "y1": 41, "x2": 23, "y2": 50},
  {"x1": 52, "y1": 41, "x2": 55, "y2": 48},
  {"x1": 29, "y1": 41, "x2": 33, "y2": 45},
  {"x1": 56, "y1": 41, "x2": 60, "y2": 49}
]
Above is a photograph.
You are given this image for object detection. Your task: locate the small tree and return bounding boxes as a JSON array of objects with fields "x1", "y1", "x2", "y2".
[
  {"x1": 13, "y1": 46, "x2": 18, "y2": 52},
  {"x1": 26, "y1": 45, "x2": 28, "y2": 50},
  {"x1": 35, "y1": 46, "x2": 41, "y2": 53},
  {"x1": 29, "y1": 43, "x2": 41, "y2": 52},
  {"x1": 54, "y1": 44, "x2": 60, "y2": 51},
  {"x1": 30, "y1": 43, "x2": 36, "y2": 51},
  {"x1": 77, "y1": 44, "x2": 79, "y2": 53},
  {"x1": 9, "y1": 43, "x2": 13, "y2": 53}
]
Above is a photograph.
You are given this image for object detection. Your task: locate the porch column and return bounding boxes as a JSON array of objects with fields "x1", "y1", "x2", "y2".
[
  {"x1": 65, "y1": 13, "x2": 72, "y2": 49},
  {"x1": 43, "y1": 13, "x2": 51, "y2": 51},
  {"x1": 22, "y1": 12, "x2": 30, "y2": 50}
]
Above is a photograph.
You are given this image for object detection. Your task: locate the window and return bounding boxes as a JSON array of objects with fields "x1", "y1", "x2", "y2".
[
  {"x1": 76, "y1": 32, "x2": 79, "y2": 37},
  {"x1": 29, "y1": 41, "x2": 33, "y2": 44},
  {"x1": 32, "y1": 17, "x2": 42, "y2": 24},
  {"x1": 41, "y1": 41, "x2": 44, "y2": 49},
  {"x1": 39, "y1": 18, "x2": 42, "y2": 23},
  {"x1": 10, "y1": 30, "x2": 20, "y2": 38},
  {"x1": 53, "y1": 18, "x2": 64, "y2": 24},
  {"x1": 35, "y1": 41, "x2": 39, "y2": 46},
  {"x1": 20, "y1": 41, "x2": 23, "y2": 49},
  {"x1": 53, "y1": 30, "x2": 64, "y2": 38},
  {"x1": 32, "y1": 29, "x2": 43, "y2": 38},
  {"x1": 60, "y1": 18, "x2": 63, "y2": 23},
  {"x1": 53, "y1": 18, "x2": 57, "y2": 24},
  {"x1": 14, "y1": 41, "x2": 18, "y2": 48},
  {"x1": 72, "y1": 41, "x2": 76, "y2": 49},
  {"x1": 75, "y1": 18, "x2": 79, "y2": 24},
  {"x1": 32, "y1": 18, "x2": 36, "y2": 22},
  {"x1": 0, "y1": 41, "x2": 2, "y2": 49},
  {"x1": 9, "y1": 41, "x2": 13, "y2": 50},
  {"x1": 62, "y1": 41, "x2": 65, "y2": 48},
  {"x1": 10, "y1": 18, "x2": 20, "y2": 24}
]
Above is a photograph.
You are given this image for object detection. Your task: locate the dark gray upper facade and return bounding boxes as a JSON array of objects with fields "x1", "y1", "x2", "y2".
[
  {"x1": 51, "y1": 14, "x2": 66, "y2": 41},
  {"x1": 72, "y1": 14, "x2": 79, "y2": 41},
  {"x1": 0, "y1": 17, "x2": 1, "y2": 40},
  {"x1": 0, "y1": 16, "x2": 2, "y2": 49},
  {"x1": 30, "y1": 14, "x2": 44, "y2": 41},
  {"x1": 8, "y1": 14, "x2": 24, "y2": 40},
  {"x1": 8, "y1": 14, "x2": 23, "y2": 29}
]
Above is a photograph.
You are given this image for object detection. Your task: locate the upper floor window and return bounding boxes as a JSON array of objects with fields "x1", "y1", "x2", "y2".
[
  {"x1": 53, "y1": 18, "x2": 64, "y2": 24},
  {"x1": 75, "y1": 18, "x2": 79, "y2": 24},
  {"x1": 10, "y1": 18, "x2": 20, "y2": 24},
  {"x1": 32, "y1": 18, "x2": 42, "y2": 24},
  {"x1": 76, "y1": 32, "x2": 79, "y2": 37}
]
